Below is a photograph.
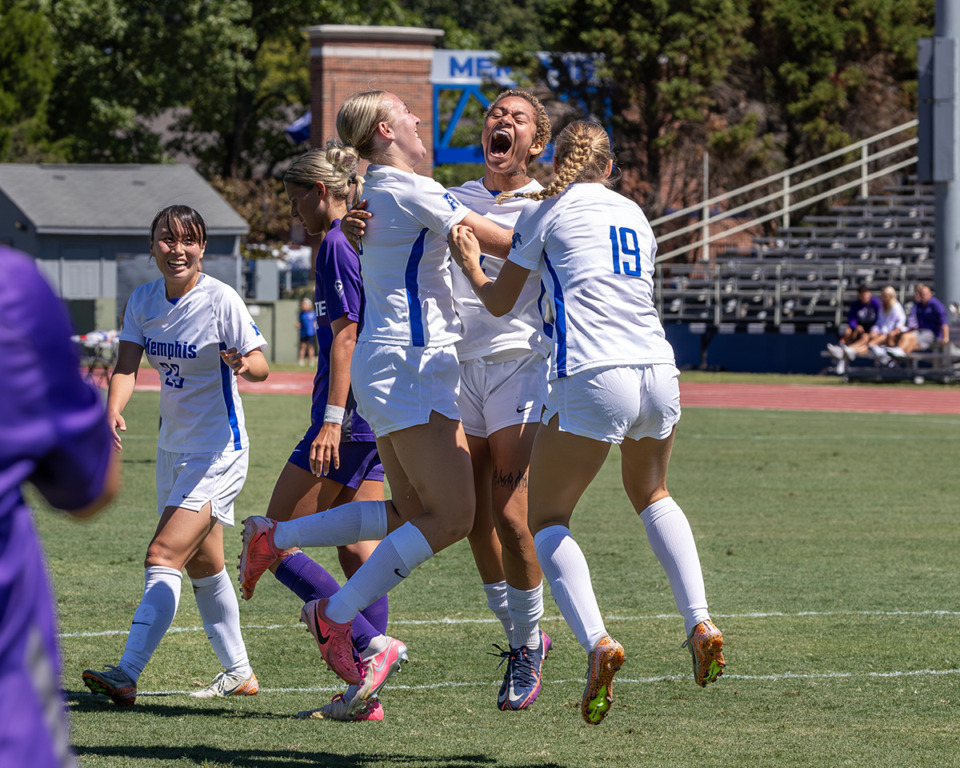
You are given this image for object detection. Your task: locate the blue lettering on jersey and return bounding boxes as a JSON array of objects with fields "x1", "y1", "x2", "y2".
[
  {"x1": 511, "y1": 232, "x2": 523, "y2": 250},
  {"x1": 144, "y1": 337, "x2": 198, "y2": 359},
  {"x1": 442, "y1": 192, "x2": 461, "y2": 211},
  {"x1": 159, "y1": 361, "x2": 184, "y2": 389},
  {"x1": 609, "y1": 225, "x2": 642, "y2": 277},
  {"x1": 250, "y1": 321, "x2": 262, "y2": 337}
]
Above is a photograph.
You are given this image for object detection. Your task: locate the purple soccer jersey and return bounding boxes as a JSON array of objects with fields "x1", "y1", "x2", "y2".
[
  {"x1": 310, "y1": 219, "x2": 375, "y2": 442},
  {"x1": 0, "y1": 248, "x2": 113, "y2": 767}
]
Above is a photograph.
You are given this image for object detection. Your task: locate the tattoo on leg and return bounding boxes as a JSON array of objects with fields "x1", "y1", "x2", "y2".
[{"x1": 493, "y1": 466, "x2": 528, "y2": 493}]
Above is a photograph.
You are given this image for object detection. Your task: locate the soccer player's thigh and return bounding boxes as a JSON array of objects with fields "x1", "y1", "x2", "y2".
[
  {"x1": 526, "y1": 415, "x2": 610, "y2": 534},
  {"x1": 148, "y1": 503, "x2": 219, "y2": 572},
  {"x1": 374, "y1": 434, "x2": 423, "y2": 527},
  {"x1": 618, "y1": 363, "x2": 681, "y2": 511},
  {"x1": 384, "y1": 413, "x2": 475, "y2": 546},
  {"x1": 266, "y1": 461, "x2": 332, "y2": 522}
]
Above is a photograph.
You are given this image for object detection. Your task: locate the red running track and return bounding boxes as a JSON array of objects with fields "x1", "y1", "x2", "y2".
[{"x1": 120, "y1": 368, "x2": 960, "y2": 415}]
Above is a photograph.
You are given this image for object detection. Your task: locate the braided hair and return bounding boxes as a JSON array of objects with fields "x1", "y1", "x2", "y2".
[{"x1": 496, "y1": 120, "x2": 613, "y2": 204}]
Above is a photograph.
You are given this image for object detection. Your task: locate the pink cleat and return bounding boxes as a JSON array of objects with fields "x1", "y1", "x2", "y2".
[
  {"x1": 301, "y1": 598, "x2": 362, "y2": 685},
  {"x1": 356, "y1": 637, "x2": 408, "y2": 704},
  {"x1": 296, "y1": 692, "x2": 384, "y2": 721},
  {"x1": 238, "y1": 516, "x2": 283, "y2": 600}
]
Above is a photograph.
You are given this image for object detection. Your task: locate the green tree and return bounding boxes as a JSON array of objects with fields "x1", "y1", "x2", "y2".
[
  {"x1": 748, "y1": 0, "x2": 934, "y2": 165},
  {"x1": 399, "y1": 0, "x2": 549, "y2": 51},
  {"x1": 525, "y1": 0, "x2": 755, "y2": 217},
  {"x1": 0, "y1": 0, "x2": 59, "y2": 162},
  {"x1": 45, "y1": 0, "x2": 419, "y2": 178}
]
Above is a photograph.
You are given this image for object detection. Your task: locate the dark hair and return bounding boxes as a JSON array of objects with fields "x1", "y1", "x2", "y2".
[{"x1": 150, "y1": 205, "x2": 207, "y2": 247}]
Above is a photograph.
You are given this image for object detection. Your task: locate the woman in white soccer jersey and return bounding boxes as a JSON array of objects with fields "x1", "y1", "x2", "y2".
[
  {"x1": 83, "y1": 205, "x2": 269, "y2": 706},
  {"x1": 340, "y1": 89, "x2": 555, "y2": 710},
  {"x1": 450, "y1": 120, "x2": 725, "y2": 725},
  {"x1": 447, "y1": 90, "x2": 554, "y2": 711},
  {"x1": 238, "y1": 90, "x2": 515, "y2": 691}
]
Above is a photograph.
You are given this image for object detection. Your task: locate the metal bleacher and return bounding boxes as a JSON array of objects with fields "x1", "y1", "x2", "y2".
[
  {"x1": 652, "y1": 122, "x2": 932, "y2": 336},
  {"x1": 656, "y1": 183, "x2": 936, "y2": 334}
]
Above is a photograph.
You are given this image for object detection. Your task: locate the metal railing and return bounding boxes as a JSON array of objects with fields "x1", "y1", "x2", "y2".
[{"x1": 650, "y1": 120, "x2": 920, "y2": 265}]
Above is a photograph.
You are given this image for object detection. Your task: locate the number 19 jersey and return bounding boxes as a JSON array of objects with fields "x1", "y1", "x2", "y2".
[{"x1": 508, "y1": 183, "x2": 675, "y2": 379}]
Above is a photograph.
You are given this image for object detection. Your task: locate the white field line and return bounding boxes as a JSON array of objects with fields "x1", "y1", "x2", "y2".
[
  {"x1": 66, "y1": 609, "x2": 960, "y2": 697},
  {"x1": 60, "y1": 608, "x2": 960, "y2": 640},
  {"x1": 85, "y1": 668, "x2": 960, "y2": 701}
]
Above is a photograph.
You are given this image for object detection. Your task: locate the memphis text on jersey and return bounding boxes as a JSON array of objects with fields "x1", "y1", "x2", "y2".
[{"x1": 144, "y1": 337, "x2": 199, "y2": 359}]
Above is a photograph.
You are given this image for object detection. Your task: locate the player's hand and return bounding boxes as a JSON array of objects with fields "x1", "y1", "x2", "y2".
[
  {"x1": 220, "y1": 347, "x2": 248, "y2": 377},
  {"x1": 342, "y1": 200, "x2": 370, "y2": 250},
  {"x1": 108, "y1": 411, "x2": 126, "y2": 451},
  {"x1": 449, "y1": 224, "x2": 481, "y2": 271},
  {"x1": 310, "y1": 422, "x2": 341, "y2": 477}
]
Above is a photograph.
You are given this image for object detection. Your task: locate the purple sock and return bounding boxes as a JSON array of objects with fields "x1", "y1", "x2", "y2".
[
  {"x1": 360, "y1": 594, "x2": 389, "y2": 636},
  {"x1": 275, "y1": 551, "x2": 384, "y2": 654}
]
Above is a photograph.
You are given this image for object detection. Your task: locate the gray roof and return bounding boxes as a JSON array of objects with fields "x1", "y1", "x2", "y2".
[{"x1": 0, "y1": 164, "x2": 249, "y2": 236}]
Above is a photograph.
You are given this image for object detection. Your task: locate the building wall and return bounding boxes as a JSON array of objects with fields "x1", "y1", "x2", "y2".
[{"x1": 306, "y1": 25, "x2": 442, "y2": 176}]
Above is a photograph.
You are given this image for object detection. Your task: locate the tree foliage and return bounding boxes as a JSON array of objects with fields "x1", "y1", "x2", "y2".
[
  {"x1": 3, "y1": 0, "x2": 936, "y2": 245},
  {"x1": 524, "y1": 0, "x2": 754, "y2": 217},
  {"x1": 0, "y1": 0, "x2": 58, "y2": 162}
]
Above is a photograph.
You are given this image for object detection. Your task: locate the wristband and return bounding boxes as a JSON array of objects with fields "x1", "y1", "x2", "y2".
[{"x1": 323, "y1": 404, "x2": 345, "y2": 424}]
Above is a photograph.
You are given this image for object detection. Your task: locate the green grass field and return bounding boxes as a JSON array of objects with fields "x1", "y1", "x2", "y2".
[{"x1": 32, "y1": 384, "x2": 960, "y2": 767}]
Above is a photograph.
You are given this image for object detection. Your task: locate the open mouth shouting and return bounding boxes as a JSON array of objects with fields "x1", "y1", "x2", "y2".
[{"x1": 488, "y1": 129, "x2": 514, "y2": 159}]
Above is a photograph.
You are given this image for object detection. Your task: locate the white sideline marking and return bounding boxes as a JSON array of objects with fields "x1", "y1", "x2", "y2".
[
  {"x1": 59, "y1": 608, "x2": 960, "y2": 639},
  {"x1": 66, "y1": 609, "x2": 960, "y2": 699},
  {"x1": 77, "y1": 667, "x2": 960, "y2": 700}
]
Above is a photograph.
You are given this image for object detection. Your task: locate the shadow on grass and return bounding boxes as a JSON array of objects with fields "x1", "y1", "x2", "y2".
[
  {"x1": 75, "y1": 744, "x2": 571, "y2": 768},
  {"x1": 69, "y1": 693, "x2": 297, "y2": 720}
]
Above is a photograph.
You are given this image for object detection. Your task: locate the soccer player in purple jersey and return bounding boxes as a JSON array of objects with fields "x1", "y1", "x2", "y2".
[
  {"x1": 237, "y1": 143, "x2": 405, "y2": 722},
  {"x1": 0, "y1": 247, "x2": 119, "y2": 767}
]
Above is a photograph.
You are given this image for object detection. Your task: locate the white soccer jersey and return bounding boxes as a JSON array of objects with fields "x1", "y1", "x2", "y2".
[
  {"x1": 509, "y1": 183, "x2": 675, "y2": 379},
  {"x1": 120, "y1": 273, "x2": 267, "y2": 452},
  {"x1": 358, "y1": 165, "x2": 470, "y2": 347},
  {"x1": 448, "y1": 178, "x2": 550, "y2": 361}
]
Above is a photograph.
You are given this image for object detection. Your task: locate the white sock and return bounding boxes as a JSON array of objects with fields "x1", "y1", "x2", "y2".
[
  {"x1": 119, "y1": 565, "x2": 182, "y2": 680},
  {"x1": 326, "y1": 522, "x2": 434, "y2": 624},
  {"x1": 361, "y1": 634, "x2": 388, "y2": 661},
  {"x1": 483, "y1": 581, "x2": 514, "y2": 643},
  {"x1": 191, "y1": 567, "x2": 252, "y2": 678},
  {"x1": 507, "y1": 583, "x2": 544, "y2": 650},
  {"x1": 641, "y1": 497, "x2": 710, "y2": 636},
  {"x1": 534, "y1": 526, "x2": 606, "y2": 652},
  {"x1": 273, "y1": 499, "x2": 387, "y2": 549}
]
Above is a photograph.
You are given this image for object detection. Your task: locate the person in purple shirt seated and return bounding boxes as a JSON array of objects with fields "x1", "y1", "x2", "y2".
[
  {"x1": 886, "y1": 283, "x2": 951, "y2": 359},
  {"x1": 0, "y1": 247, "x2": 119, "y2": 768},
  {"x1": 826, "y1": 284, "x2": 881, "y2": 371},
  {"x1": 237, "y1": 142, "x2": 405, "y2": 722}
]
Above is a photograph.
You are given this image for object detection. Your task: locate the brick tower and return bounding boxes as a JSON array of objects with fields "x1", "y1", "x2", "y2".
[{"x1": 304, "y1": 25, "x2": 443, "y2": 176}]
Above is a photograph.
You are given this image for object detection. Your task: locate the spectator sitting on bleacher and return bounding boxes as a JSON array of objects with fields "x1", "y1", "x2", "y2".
[
  {"x1": 826, "y1": 283, "x2": 880, "y2": 373},
  {"x1": 873, "y1": 283, "x2": 949, "y2": 365},
  {"x1": 843, "y1": 285, "x2": 906, "y2": 362}
]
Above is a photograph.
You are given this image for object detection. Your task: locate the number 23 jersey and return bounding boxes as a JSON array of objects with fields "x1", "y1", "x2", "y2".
[
  {"x1": 120, "y1": 273, "x2": 267, "y2": 452},
  {"x1": 508, "y1": 182, "x2": 675, "y2": 379}
]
